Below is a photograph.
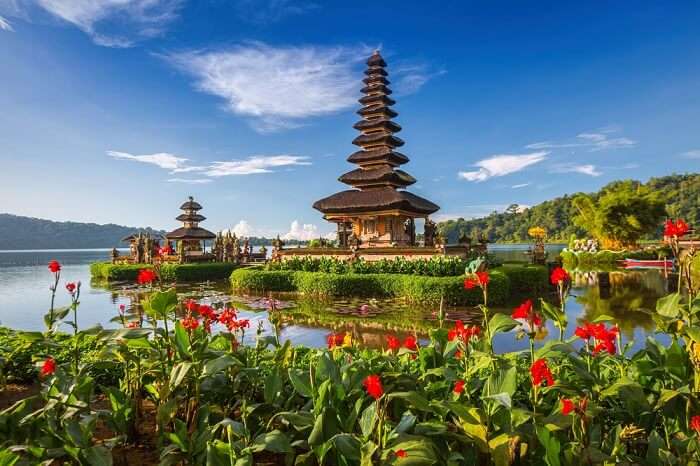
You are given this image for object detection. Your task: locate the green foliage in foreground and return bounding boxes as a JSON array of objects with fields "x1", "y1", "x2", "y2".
[
  {"x1": 438, "y1": 173, "x2": 700, "y2": 243},
  {"x1": 560, "y1": 247, "x2": 670, "y2": 267},
  {"x1": 90, "y1": 261, "x2": 240, "y2": 282},
  {"x1": 231, "y1": 266, "x2": 548, "y2": 305},
  {"x1": 2, "y1": 284, "x2": 700, "y2": 465},
  {"x1": 268, "y1": 254, "x2": 502, "y2": 277}
]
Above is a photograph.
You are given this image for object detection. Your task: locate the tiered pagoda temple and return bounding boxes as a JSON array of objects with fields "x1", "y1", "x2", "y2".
[
  {"x1": 166, "y1": 196, "x2": 216, "y2": 255},
  {"x1": 313, "y1": 51, "x2": 439, "y2": 248}
]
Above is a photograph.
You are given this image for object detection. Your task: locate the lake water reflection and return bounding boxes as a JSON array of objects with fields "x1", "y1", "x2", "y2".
[{"x1": 0, "y1": 248, "x2": 671, "y2": 352}]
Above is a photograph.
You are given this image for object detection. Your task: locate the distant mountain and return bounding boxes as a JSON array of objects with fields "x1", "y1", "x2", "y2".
[
  {"x1": 437, "y1": 173, "x2": 700, "y2": 243},
  {"x1": 0, "y1": 214, "x2": 166, "y2": 250}
]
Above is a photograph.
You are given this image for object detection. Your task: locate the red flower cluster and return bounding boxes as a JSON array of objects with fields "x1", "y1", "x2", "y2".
[
  {"x1": 691, "y1": 415, "x2": 700, "y2": 433},
  {"x1": 181, "y1": 315, "x2": 199, "y2": 331},
  {"x1": 530, "y1": 358, "x2": 554, "y2": 387},
  {"x1": 575, "y1": 322, "x2": 618, "y2": 355},
  {"x1": 137, "y1": 269, "x2": 157, "y2": 285},
  {"x1": 118, "y1": 304, "x2": 126, "y2": 314},
  {"x1": 464, "y1": 271, "x2": 489, "y2": 289},
  {"x1": 386, "y1": 335, "x2": 401, "y2": 351},
  {"x1": 385, "y1": 334, "x2": 420, "y2": 352},
  {"x1": 561, "y1": 397, "x2": 587, "y2": 416},
  {"x1": 41, "y1": 357, "x2": 56, "y2": 377},
  {"x1": 65, "y1": 282, "x2": 77, "y2": 295},
  {"x1": 326, "y1": 333, "x2": 345, "y2": 349},
  {"x1": 511, "y1": 299, "x2": 542, "y2": 330},
  {"x1": 447, "y1": 320, "x2": 481, "y2": 343},
  {"x1": 664, "y1": 218, "x2": 690, "y2": 238},
  {"x1": 363, "y1": 374, "x2": 384, "y2": 399},
  {"x1": 453, "y1": 380, "x2": 466, "y2": 394},
  {"x1": 158, "y1": 245, "x2": 173, "y2": 256},
  {"x1": 550, "y1": 267, "x2": 569, "y2": 286},
  {"x1": 403, "y1": 335, "x2": 418, "y2": 351},
  {"x1": 48, "y1": 260, "x2": 61, "y2": 273},
  {"x1": 395, "y1": 449, "x2": 407, "y2": 458},
  {"x1": 126, "y1": 321, "x2": 140, "y2": 328}
]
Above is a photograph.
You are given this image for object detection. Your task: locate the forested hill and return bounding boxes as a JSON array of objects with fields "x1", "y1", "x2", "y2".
[
  {"x1": 0, "y1": 214, "x2": 166, "y2": 250},
  {"x1": 437, "y1": 173, "x2": 700, "y2": 243}
]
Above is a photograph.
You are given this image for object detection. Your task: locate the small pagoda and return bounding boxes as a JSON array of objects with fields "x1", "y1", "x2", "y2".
[
  {"x1": 166, "y1": 196, "x2": 216, "y2": 259},
  {"x1": 313, "y1": 51, "x2": 440, "y2": 248}
]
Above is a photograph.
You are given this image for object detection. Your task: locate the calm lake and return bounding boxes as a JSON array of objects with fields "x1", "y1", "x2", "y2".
[{"x1": 0, "y1": 247, "x2": 670, "y2": 352}]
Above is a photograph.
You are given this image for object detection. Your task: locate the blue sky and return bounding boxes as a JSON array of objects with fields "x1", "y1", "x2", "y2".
[{"x1": 1, "y1": 1, "x2": 699, "y2": 240}]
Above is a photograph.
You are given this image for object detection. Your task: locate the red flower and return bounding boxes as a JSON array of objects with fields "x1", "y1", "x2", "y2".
[
  {"x1": 40, "y1": 357, "x2": 56, "y2": 377},
  {"x1": 386, "y1": 335, "x2": 401, "y2": 352},
  {"x1": 182, "y1": 315, "x2": 199, "y2": 331},
  {"x1": 403, "y1": 335, "x2": 418, "y2": 351},
  {"x1": 126, "y1": 321, "x2": 140, "y2": 328},
  {"x1": 197, "y1": 304, "x2": 217, "y2": 320},
  {"x1": 453, "y1": 380, "x2": 465, "y2": 394},
  {"x1": 464, "y1": 278, "x2": 477, "y2": 289},
  {"x1": 550, "y1": 267, "x2": 569, "y2": 286},
  {"x1": 118, "y1": 304, "x2": 126, "y2": 314},
  {"x1": 665, "y1": 219, "x2": 690, "y2": 238},
  {"x1": 48, "y1": 260, "x2": 61, "y2": 273},
  {"x1": 218, "y1": 308, "x2": 238, "y2": 326},
  {"x1": 691, "y1": 415, "x2": 700, "y2": 433},
  {"x1": 363, "y1": 374, "x2": 384, "y2": 399},
  {"x1": 583, "y1": 322, "x2": 618, "y2": 355},
  {"x1": 530, "y1": 358, "x2": 554, "y2": 387},
  {"x1": 447, "y1": 320, "x2": 481, "y2": 343},
  {"x1": 574, "y1": 322, "x2": 595, "y2": 340},
  {"x1": 395, "y1": 449, "x2": 407, "y2": 458},
  {"x1": 158, "y1": 245, "x2": 173, "y2": 256},
  {"x1": 137, "y1": 269, "x2": 157, "y2": 285},
  {"x1": 454, "y1": 350, "x2": 463, "y2": 359},
  {"x1": 65, "y1": 282, "x2": 77, "y2": 295},
  {"x1": 326, "y1": 333, "x2": 345, "y2": 349},
  {"x1": 185, "y1": 299, "x2": 199, "y2": 313},
  {"x1": 476, "y1": 271, "x2": 489, "y2": 286},
  {"x1": 512, "y1": 299, "x2": 542, "y2": 330},
  {"x1": 561, "y1": 398, "x2": 574, "y2": 415}
]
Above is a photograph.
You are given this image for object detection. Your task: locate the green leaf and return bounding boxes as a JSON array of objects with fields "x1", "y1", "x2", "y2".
[
  {"x1": 251, "y1": 430, "x2": 291, "y2": 454},
  {"x1": 308, "y1": 408, "x2": 340, "y2": 447},
  {"x1": 331, "y1": 433, "x2": 361, "y2": 461},
  {"x1": 484, "y1": 392, "x2": 512, "y2": 410},
  {"x1": 83, "y1": 446, "x2": 113, "y2": 466},
  {"x1": 360, "y1": 441, "x2": 378, "y2": 466},
  {"x1": 264, "y1": 370, "x2": 283, "y2": 404},
  {"x1": 359, "y1": 403, "x2": 377, "y2": 438},
  {"x1": 383, "y1": 439, "x2": 438, "y2": 465},
  {"x1": 202, "y1": 355, "x2": 240, "y2": 378},
  {"x1": 143, "y1": 288, "x2": 178, "y2": 319},
  {"x1": 388, "y1": 391, "x2": 433, "y2": 413},
  {"x1": 488, "y1": 313, "x2": 519, "y2": 335},
  {"x1": 169, "y1": 362, "x2": 192, "y2": 391},
  {"x1": 173, "y1": 321, "x2": 191, "y2": 359},
  {"x1": 656, "y1": 293, "x2": 681, "y2": 318},
  {"x1": 288, "y1": 368, "x2": 313, "y2": 398},
  {"x1": 536, "y1": 426, "x2": 561, "y2": 466}
]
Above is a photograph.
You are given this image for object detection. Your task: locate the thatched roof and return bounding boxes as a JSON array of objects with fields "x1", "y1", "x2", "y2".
[
  {"x1": 339, "y1": 167, "x2": 416, "y2": 187},
  {"x1": 353, "y1": 118, "x2": 401, "y2": 133},
  {"x1": 359, "y1": 94, "x2": 396, "y2": 106},
  {"x1": 313, "y1": 188, "x2": 439, "y2": 216},
  {"x1": 176, "y1": 213, "x2": 206, "y2": 222},
  {"x1": 179, "y1": 196, "x2": 202, "y2": 211},
  {"x1": 352, "y1": 133, "x2": 404, "y2": 148},
  {"x1": 367, "y1": 51, "x2": 387, "y2": 67},
  {"x1": 165, "y1": 227, "x2": 216, "y2": 240},
  {"x1": 121, "y1": 232, "x2": 163, "y2": 242},
  {"x1": 357, "y1": 104, "x2": 397, "y2": 119}
]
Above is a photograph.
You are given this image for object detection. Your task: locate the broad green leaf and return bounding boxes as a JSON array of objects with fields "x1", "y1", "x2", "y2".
[
  {"x1": 264, "y1": 370, "x2": 283, "y2": 404},
  {"x1": 536, "y1": 426, "x2": 561, "y2": 466},
  {"x1": 359, "y1": 403, "x2": 377, "y2": 438},
  {"x1": 489, "y1": 433, "x2": 512, "y2": 466},
  {"x1": 288, "y1": 368, "x2": 313, "y2": 398},
  {"x1": 388, "y1": 391, "x2": 432, "y2": 413},
  {"x1": 656, "y1": 293, "x2": 681, "y2": 318},
  {"x1": 202, "y1": 355, "x2": 240, "y2": 378},
  {"x1": 169, "y1": 362, "x2": 192, "y2": 391},
  {"x1": 331, "y1": 433, "x2": 361, "y2": 461},
  {"x1": 251, "y1": 430, "x2": 291, "y2": 454},
  {"x1": 173, "y1": 321, "x2": 191, "y2": 359},
  {"x1": 488, "y1": 313, "x2": 519, "y2": 335},
  {"x1": 143, "y1": 288, "x2": 178, "y2": 319},
  {"x1": 360, "y1": 441, "x2": 378, "y2": 466}
]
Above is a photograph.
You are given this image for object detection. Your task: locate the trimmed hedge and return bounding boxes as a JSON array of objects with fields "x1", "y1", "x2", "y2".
[
  {"x1": 560, "y1": 247, "x2": 670, "y2": 267},
  {"x1": 230, "y1": 265, "x2": 547, "y2": 305},
  {"x1": 90, "y1": 262, "x2": 240, "y2": 282}
]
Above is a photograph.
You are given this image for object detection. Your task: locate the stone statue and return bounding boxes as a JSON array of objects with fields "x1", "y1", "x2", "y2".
[
  {"x1": 111, "y1": 247, "x2": 119, "y2": 264},
  {"x1": 135, "y1": 233, "x2": 145, "y2": 264},
  {"x1": 232, "y1": 235, "x2": 241, "y2": 263},
  {"x1": 424, "y1": 218, "x2": 436, "y2": 247},
  {"x1": 177, "y1": 240, "x2": 185, "y2": 264}
]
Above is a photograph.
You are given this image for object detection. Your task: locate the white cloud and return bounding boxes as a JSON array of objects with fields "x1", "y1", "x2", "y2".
[
  {"x1": 233, "y1": 0, "x2": 318, "y2": 24},
  {"x1": 458, "y1": 152, "x2": 548, "y2": 182},
  {"x1": 230, "y1": 220, "x2": 254, "y2": 237},
  {"x1": 108, "y1": 150, "x2": 188, "y2": 170},
  {"x1": 0, "y1": 15, "x2": 13, "y2": 31},
  {"x1": 167, "y1": 178, "x2": 212, "y2": 184},
  {"x1": 526, "y1": 128, "x2": 636, "y2": 152},
  {"x1": 512, "y1": 183, "x2": 531, "y2": 189},
  {"x1": 550, "y1": 163, "x2": 602, "y2": 177},
  {"x1": 681, "y1": 150, "x2": 700, "y2": 159},
  {"x1": 109, "y1": 151, "x2": 311, "y2": 178},
  {"x1": 282, "y1": 220, "x2": 322, "y2": 241},
  {"x1": 7, "y1": 0, "x2": 182, "y2": 47},
  {"x1": 206, "y1": 155, "x2": 311, "y2": 176},
  {"x1": 165, "y1": 43, "x2": 442, "y2": 132}
]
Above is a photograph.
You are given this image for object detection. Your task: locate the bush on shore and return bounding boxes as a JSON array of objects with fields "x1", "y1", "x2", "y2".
[
  {"x1": 90, "y1": 262, "x2": 240, "y2": 282},
  {"x1": 560, "y1": 247, "x2": 670, "y2": 267},
  {"x1": 230, "y1": 265, "x2": 548, "y2": 305}
]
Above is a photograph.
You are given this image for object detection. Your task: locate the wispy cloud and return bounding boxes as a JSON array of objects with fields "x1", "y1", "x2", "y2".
[
  {"x1": 0, "y1": 15, "x2": 13, "y2": 31},
  {"x1": 6, "y1": 0, "x2": 182, "y2": 47},
  {"x1": 391, "y1": 63, "x2": 446, "y2": 96},
  {"x1": 681, "y1": 149, "x2": 700, "y2": 159},
  {"x1": 167, "y1": 178, "x2": 212, "y2": 184},
  {"x1": 550, "y1": 163, "x2": 602, "y2": 177},
  {"x1": 164, "y1": 43, "x2": 442, "y2": 132},
  {"x1": 458, "y1": 152, "x2": 548, "y2": 182},
  {"x1": 512, "y1": 183, "x2": 531, "y2": 189},
  {"x1": 109, "y1": 151, "x2": 311, "y2": 179},
  {"x1": 205, "y1": 155, "x2": 311, "y2": 176},
  {"x1": 108, "y1": 150, "x2": 188, "y2": 170},
  {"x1": 232, "y1": 0, "x2": 318, "y2": 24},
  {"x1": 526, "y1": 127, "x2": 636, "y2": 152}
]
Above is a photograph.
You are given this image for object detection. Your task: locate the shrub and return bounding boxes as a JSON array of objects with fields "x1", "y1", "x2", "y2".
[
  {"x1": 560, "y1": 247, "x2": 670, "y2": 267},
  {"x1": 90, "y1": 262, "x2": 240, "y2": 282},
  {"x1": 230, "y1": 267, "x2": 529, "y2": 305}
]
